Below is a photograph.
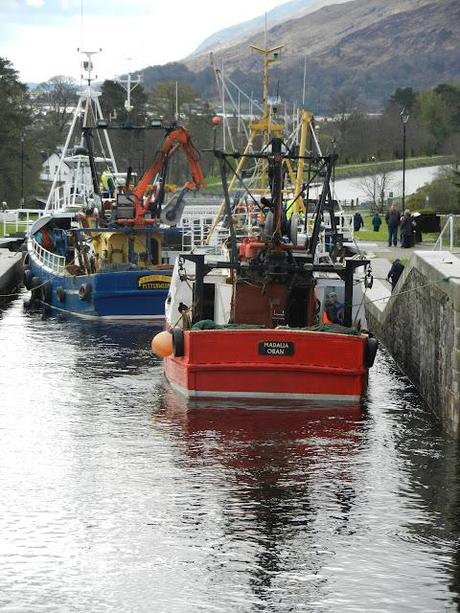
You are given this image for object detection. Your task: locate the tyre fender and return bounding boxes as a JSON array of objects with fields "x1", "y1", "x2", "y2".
[
  {"x1": 23, "y1": 268, "x2": 33, "y2": 289},
  {"x1": 56, "y1": 286, "x2": 66, "y2": 303},
  {"x1": 365, "y1": 336, "x2": 378, "y2": 368},
  {"x1": 78, "y1": 283, "x2": 91, "y2": 301},
  {"x1": 171, "y1": 328, "x2": 185, "y2": 357},
  {"x1": 30, "y1": 276, "x2": 41, "y2": 300},
  {"x1": 40, "y1": 280, "x2": 51, "y2": 304}
]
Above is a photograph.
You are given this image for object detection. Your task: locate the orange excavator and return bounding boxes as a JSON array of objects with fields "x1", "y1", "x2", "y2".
[{"x1": 118, "y1": 125, "x2": 205, "y2": 226}]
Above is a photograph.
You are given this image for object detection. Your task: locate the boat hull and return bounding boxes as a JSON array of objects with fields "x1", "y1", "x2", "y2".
[
  {"x1": 164, "y1": 329, "x2": 370, "y2": 402},
  {"x1": 28, "y1": 259, "x2": 171, "y2": 319}
]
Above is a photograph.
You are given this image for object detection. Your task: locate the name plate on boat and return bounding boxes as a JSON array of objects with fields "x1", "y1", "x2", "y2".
[
  {"x1": 137, "y1": 274, "x2": 171, "y2": 290},
  {"x1": 258, "y1": 341, "x2": 295, "y2": 356}
]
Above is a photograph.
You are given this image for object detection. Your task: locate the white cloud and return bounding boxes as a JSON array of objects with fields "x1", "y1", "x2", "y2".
[
  {"x1": 3, "y1": 0, "x2": 284, "y2": 83},
  {"x1": 25, "y1": 0, "x2": 45, "y2": 7}
]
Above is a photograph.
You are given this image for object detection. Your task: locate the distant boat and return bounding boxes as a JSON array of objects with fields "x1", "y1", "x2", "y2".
[{"x1": 23, "y1": 52, "x2": 204, "y2": 319}]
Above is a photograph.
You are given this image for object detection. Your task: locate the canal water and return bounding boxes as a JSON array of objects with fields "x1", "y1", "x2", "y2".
[
  {"x1": 333, "y1": 165, "x2": 442, "y2": 202},
  {"x1": 1, "y1": 294, "x2": 459, "y2": 612}
]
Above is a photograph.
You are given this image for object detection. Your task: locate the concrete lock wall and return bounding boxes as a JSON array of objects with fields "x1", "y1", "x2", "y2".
[{"x1": 365, "y1": 251, "x2": 460, "y2": 437}]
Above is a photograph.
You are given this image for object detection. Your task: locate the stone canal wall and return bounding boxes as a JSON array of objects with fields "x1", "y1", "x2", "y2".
[
  {"x1": 0, "y1": 248, "x2": 22, "y2": 295},
  {"x1": 365, "y1": 251, "x2": 460, "y2": 437}
]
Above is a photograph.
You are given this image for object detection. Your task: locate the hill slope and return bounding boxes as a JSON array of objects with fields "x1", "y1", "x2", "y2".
[
  {"x1": 140, "y1": 0, "x2": 460, "y2": 111},
  {"x1": 189, "y1": 0, "x2": 348, "y2": 58}
]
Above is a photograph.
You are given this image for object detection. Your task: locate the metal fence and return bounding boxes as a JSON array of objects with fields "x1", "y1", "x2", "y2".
[{"x1": 1, "y1": 209, "x2": 46, "y2": 237}]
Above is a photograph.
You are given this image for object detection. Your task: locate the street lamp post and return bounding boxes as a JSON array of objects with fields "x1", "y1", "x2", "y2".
[
  {"x1": 400, "y1": 108, "x2": 409, "y2": 212},
  {"x1": 20, "y1": 134, "x2": 25, "y2": 208}
]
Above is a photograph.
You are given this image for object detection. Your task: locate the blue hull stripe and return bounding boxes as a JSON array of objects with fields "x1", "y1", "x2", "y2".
[{"x1": 28, "y1": 261, "x2": 171, "y2": 319}]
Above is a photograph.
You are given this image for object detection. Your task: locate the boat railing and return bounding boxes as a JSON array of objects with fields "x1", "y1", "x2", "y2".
[
  {"x1": 1, "y1": 208, "x2": 47, "y2": 237},
  {"x1": 181, "y1": 217, "x2": 224, "y2": 252},
  {"x1": 337, "y1": 212, "x2": 354, "y2": 240},
  {"x1": 179, "y1": 203, "x2": 355, "y2": 251},
  {"x1": 180, "y1": 204, "x2": 220, "y2": 220},
  {"x1": 32, "y1": 238, "x2": 66, "y2": 273},
  {"x1": 45, "y1": 182, "x2": 91, "y2": 212}
]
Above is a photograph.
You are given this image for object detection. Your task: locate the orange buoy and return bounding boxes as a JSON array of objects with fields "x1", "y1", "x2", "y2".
[
  {"x1": 151, "y1": 330, "x2": 173, "y2": 357},
  {"x1": 212, "y1": 116, "x2": 221, "y2": 125}
]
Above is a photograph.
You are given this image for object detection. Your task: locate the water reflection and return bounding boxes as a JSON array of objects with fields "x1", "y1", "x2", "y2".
[
  {"x1": 153, "y1": 390, "x2": 367, "y2": 606},
  {"x1": 1, "y1": 298, "x2": 459, "y2": 612}
]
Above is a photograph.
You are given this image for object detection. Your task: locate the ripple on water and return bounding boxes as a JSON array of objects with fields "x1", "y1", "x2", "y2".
[{"x1": 0, "y1": 298, "x2": 459, "y2": 612}]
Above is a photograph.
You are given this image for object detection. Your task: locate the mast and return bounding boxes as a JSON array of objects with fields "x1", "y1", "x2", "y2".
[
  {"x1": 45, "y1": 50, "x2": 117, "y2": 211},
  {"x1": 118, "y1": 57, "x2": 141, "y2": 116},
  {"x1": 206, "y1": 43, "x2": 289, "y2": 242}
]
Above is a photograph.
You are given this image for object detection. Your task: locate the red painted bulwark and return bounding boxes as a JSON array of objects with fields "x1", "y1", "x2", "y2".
[{"x1": 164, "y1": 329, "x2": 368, "y2": 400}]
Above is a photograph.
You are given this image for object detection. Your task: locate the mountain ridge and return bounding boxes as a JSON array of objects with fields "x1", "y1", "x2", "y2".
[
  {"x1": 188, "y1": 0, "x2": 349, "y2": 58},
  {"x1": 139, "y1": 0, "x2": 460, "y2": 112}
]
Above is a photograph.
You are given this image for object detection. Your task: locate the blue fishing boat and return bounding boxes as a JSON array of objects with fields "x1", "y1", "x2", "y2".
[{"x1": 24, "y1": 53, "x2": 204, "y2": 320}]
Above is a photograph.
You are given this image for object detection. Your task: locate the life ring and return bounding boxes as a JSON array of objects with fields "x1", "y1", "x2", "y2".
[
  {"x1": 78, "y1": 283, "x2": 91, "y2": 301},
  {"x1": 23, "y1": 268, "x2": 33, "y2": 289},
  {"x1": 56, "y1": 286, "x2": 66, "y2": 303},
  {"x1": 171, "y1": 328, "x2": 185, "y2": 357},
  {"x1": 365, "y1": 336, "x2": 378, "y2": 367}
]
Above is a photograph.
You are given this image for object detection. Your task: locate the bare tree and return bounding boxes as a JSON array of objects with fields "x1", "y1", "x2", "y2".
[
  {"x1": 33, "y1": 76, "x2": 78, "y2": 133},
  {"x1": 358, "y1": 170, "x2": 394, "y2": 213}
]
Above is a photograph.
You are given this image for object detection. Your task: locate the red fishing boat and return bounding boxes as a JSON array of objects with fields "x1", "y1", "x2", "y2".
[{"x1": 152, "y1": 135, "x2": 378, "y2": 403}]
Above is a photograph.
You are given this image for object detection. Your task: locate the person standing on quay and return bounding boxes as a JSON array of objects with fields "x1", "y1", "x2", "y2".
[
  {"x1": 400, "y1": 208, "x2": 415, "y2": 248},
  {"x1": 387, "y1": 258, "x2": 405, "y2": 291},
  {"x1": 372, "y1": 212, "x2": 382, "y2": 232},
  {"x1": 353, "y1": 211, "x2": 364, "y2": 232},
  {"x1": 385, "y1": 204, "x2": 400, "y2": 247}
]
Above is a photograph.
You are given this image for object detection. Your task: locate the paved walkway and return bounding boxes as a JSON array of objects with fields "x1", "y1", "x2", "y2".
[{"x1": 354, "y1": 240, "x2": 438, "y2": 286}]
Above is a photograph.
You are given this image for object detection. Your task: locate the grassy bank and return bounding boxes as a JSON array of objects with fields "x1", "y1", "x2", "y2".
[
  {"x1": 334, "y1": 155, "x2": 454, "y2": 180},
  {"x1": 202, "y1": 155, "x2": 455, "y2": 193},
  {"x1": 354, "y1": 213, "x2": 440, "y2": 244}
]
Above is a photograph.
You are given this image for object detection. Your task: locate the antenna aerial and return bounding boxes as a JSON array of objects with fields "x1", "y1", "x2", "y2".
[
  {"x1": 78, "y1": 48, "x2": 102, "y2": 86},
  {"x1": 118, "y1": 58, "x2": 141, "y2": 114}
]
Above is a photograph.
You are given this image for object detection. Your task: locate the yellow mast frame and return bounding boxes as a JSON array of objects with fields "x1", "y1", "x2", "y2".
[{"x1": 206, "y1": 45, "x2": 314, "y2": 242}]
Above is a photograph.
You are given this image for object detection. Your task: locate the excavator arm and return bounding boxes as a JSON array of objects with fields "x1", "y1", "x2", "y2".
[{"x1": 133, "y1": 126, "x2": 204, "y2": 222}]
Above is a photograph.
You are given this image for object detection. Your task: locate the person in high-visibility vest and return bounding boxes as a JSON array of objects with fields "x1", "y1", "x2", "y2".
[
  {"x1": 101, "y1": 169, "x2": 115, "y2": 198},
  {"x1": 285, "y1": 199, "x2": 295, "y2": 221}
]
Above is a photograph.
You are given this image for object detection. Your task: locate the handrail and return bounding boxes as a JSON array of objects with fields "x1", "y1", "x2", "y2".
[
  {"x1": 434, "y1": 214, "x2": 454, "y2": 251},
  {"x1": 31, "y1": 238, "x2": 66, "y2": 273},
  {"x1": 45, "y1": 182, "x2": 92, "y2": 212},
  {"x1": 1, "y1": 208, "x2": 46, "y2": 237}
]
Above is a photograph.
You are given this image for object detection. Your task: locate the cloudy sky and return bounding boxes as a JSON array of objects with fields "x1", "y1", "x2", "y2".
[{"x1": 1, "y1": 0, "x2": 283, "y2": 84}]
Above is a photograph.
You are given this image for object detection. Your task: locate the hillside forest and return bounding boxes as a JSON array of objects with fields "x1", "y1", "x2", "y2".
[{"x1": 0, "y1": 57, "x2": 459, "y2": 212}]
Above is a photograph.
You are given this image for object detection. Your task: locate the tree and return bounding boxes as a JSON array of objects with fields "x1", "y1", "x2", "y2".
[
  {"x1": 32, "y1": 76, "x2": 78, "y2": 151},
  {"x1": 148, "y1": 82, "x2": 200, "y2": 123},
  {"x1": 414, "y1": 90, "x2": 452, "y2": 149},
  {"x1": 434, "y1": 83, "x2": 460, "y2": 129},
  {"x1": 407, "y1": 169, "x2": 460, "y2": 213},
  {"x1": 390, "y1": 87, "x2": 417, "y2": 112},
  {"x1": 358, "y1": 170, "x2": 394, "y2": 213},
  {"x1": 100, "y1": 79, "x2": 148, "y2": 126},
  {"x1": 0, "y1": 58, "x2": 40, "y2": 205}
]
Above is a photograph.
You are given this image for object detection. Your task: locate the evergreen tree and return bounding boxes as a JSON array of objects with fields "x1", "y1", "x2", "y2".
[{"x1": 0, "y1": 58, "x2": 39, "y2": 205}]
